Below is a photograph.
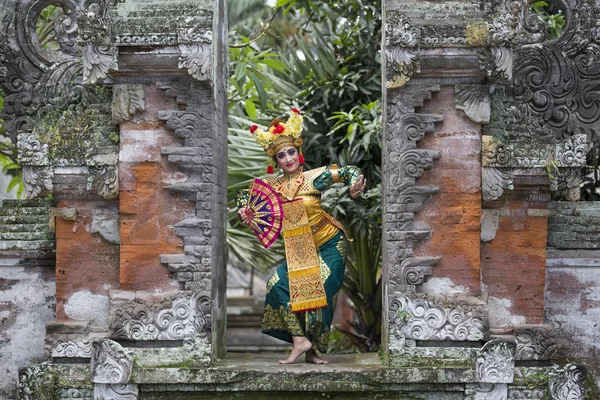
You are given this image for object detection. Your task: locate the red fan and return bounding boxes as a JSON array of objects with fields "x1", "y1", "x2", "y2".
[{"x1": 245, "y1": 179, "x2": 283, "y2": 248}]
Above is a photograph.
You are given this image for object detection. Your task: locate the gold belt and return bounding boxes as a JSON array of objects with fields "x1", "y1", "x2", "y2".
[{"x1": 311, "y1": 216, "x2": 330, "y2": 234}]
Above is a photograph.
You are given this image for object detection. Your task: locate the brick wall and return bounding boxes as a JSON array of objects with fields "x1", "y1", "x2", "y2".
[
  {"x1": 414, "y1": 86, "x2": 482, "y2": 295},
  {"x1": 481, "y1": 199, "x2": 548, "y2": 326},
  {"x1": 119, "y1": 86, "x2": 194, "y2": 291},
  {"x1": 55, "y1": 200, "x2": 120, "y2": 322}
]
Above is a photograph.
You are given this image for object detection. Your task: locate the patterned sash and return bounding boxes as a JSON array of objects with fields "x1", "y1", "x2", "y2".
[{"x1": 282, "y1": 199, "x2": 327, "y2": 313}]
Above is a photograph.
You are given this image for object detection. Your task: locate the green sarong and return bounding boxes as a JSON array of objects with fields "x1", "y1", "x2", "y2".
[{"x1": 261, "y1": 231, "x2": 347, "y2": 353}]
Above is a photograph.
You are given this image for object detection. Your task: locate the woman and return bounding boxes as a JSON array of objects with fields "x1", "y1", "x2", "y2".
[{"x1": 236, "y1": 109, "x2": 366, "y2": 364}]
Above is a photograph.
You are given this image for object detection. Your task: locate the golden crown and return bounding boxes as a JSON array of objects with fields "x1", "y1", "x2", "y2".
[{"x1": 250, "y1": 109, "x2": 303, "y2": 157}]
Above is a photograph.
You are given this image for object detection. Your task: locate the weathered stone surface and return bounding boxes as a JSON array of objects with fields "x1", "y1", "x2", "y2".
[{"x1": 91, "y1": 340, "x2": 133, "y2": 384}]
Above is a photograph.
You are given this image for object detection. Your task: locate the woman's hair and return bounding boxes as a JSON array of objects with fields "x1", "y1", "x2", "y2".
[{"x1": 269, "y1": 118, "x2": 284, "y2": 128}]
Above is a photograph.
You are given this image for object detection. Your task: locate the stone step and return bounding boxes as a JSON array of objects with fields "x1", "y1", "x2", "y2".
[
  {"x1": 0, "y1": 231, "x2": 54, "y2": 241},
  {"x1": 0, "y1": 223, "x2": 49, "y2": 233},
  {"x1": 0, "y1": 207, "x2": 52, "y2": 216},
  {"x1": 0, "y1": 214, "x2": 49, "y2": 225},
  {"x1": 0, "y1": 240, "x2": 55, "y2": 251},
  {"x1": 1, "y1": 199, "x2": 55, "y2": 208}
]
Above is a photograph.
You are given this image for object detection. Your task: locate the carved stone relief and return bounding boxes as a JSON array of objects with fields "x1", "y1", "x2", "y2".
[
  {"x1": 389, "y1": 295, "x2": 487, "y2": 347},
  {"x1": 156, "y1": 80, "x2": 216, "y2": 291},
  {"x1": 485, "y1": 0, "x2": 600, "y2": 142},
  {"x1": 475, "y1": 339, "x2": 517, "y2": 384},
  {"x1": 77, "y1": 1, "x2": 118, "y2": 84},
  {"x1": 90, "y1": 339, "x2": 133, "y2": 385},
  {"x1": 385, "y1": 86, "x2": 443, "y2": 295},
  {"x1": 385, "y1": 12, "x2": 420, "y2": 88},
  {"x1": 57, "y1": 388, "x2": 93, "y2": 400},
  {"x1": 512, "y1": 326, "x2": 558, "y2": 361},
  {"x1": 549, "y1": 364, "x2": 586, "y2": 400},
  {"x1": 455, "y1": 85, "x2": 491, "y2": 124},
  {"x1": 93, "y1": 383, "x2": 138, "y2": 400},
  {"x1": 18, "y1": 366, "x2": 54, "y2": 400},
  {"x1": 109, "y1": 291, "x2": 211, "y2": 347},
  {"x1": 507, "y1": 388, "x2": 547, "y2": 400},
  {"x1": 52, "y1": 340, "x2": 92, "y2": 358},
  {"x1": 111, "y1": 84, "x2": 146, "y2": 124},
  {"x1": 465, "y1": 383, "x2": 508, "y2": 400},
  {"x1": 1, "y1": 0, "x2": 119, "y2": 199}
]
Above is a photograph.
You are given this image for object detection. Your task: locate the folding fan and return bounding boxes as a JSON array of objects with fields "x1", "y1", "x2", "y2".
[{"x1": 245, "y1": 179, "x2": 283, "y2": 248}]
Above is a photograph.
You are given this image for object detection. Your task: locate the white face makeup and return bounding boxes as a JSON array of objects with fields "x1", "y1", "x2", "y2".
[{"x1": 275, "y1": 146, "x2": 300, "y2": 175}]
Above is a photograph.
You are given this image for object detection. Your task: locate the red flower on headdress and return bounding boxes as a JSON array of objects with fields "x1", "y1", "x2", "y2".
[
  {"x1": 292, "y1": 108, "x2": 301, "y2": 114},
  {"x1": 267, "y1": 165, "x2": 274, "y2": 174},
  {"x1": 249, "y1": 125, "x2": 258, "y2": 134},
  {"x1": 299, "y1": 154, "x2": 305, "y2": 164},
  {"x1": 273, "y1": 124, "x2": 285, "y2": 134}
]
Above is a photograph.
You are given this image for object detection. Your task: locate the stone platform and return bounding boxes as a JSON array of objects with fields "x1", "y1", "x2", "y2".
[{"x1": 22, "y1": 350, "x2": 570, "y2": 399}]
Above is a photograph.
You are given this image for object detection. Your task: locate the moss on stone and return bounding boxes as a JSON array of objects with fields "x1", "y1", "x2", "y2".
[{"x1": 466, "y1": 21, "x2": 488, "y2": 47}]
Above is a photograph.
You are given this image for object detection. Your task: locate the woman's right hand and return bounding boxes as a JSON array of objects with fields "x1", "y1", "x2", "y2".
[{"x1": 237, "y1": 206, "x2": 251, "y2": 225}]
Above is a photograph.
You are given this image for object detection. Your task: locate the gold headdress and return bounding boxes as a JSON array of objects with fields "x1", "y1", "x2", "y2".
[{"x1": 250, "y1": 108, "x2": 303, "y2": 156}]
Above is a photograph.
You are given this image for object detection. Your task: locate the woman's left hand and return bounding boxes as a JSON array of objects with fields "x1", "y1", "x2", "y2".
[{"x1": 350, "y1": 174, "x2": 367, "y2": 199}]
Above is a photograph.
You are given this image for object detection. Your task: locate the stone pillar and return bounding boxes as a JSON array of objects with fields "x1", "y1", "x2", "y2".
[
  {"x1": 107, "y1": 0, "x2": 228, "y2": 363},
  {"x1": 2, "y1": 0, "x2": 227, "y2": 396},
  {"x1": 383, "y1": 0, "x2": 591, "y2": 369}
]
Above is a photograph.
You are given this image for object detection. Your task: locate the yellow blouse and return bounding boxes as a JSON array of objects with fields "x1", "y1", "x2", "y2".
[{"x1": 236, "y1": 165, "x2": 361, "y2": 248}]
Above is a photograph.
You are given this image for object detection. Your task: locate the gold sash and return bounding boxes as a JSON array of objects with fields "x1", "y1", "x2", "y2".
[{"x1": 282, "y1": 199, "x2": 327, "y2": 313}]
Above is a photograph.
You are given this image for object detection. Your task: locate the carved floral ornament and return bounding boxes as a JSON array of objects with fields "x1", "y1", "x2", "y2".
[
  {"x1": 385, "y1": 11, "x2": 420, "y2": 89},
  {"x1": 482, "y1": 0, "x2": 600, "y2": 143},
  {"x1": 389, "y1": 295, "x2": 487, "y2": 343}
]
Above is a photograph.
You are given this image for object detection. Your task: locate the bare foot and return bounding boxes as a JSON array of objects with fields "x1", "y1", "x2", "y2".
[
  {"x1": 279, "y1": 338, "x2": 312, "y2": 364},
  {"x1": 305, "y1": 349, "x2": 328, "y2": 364}
]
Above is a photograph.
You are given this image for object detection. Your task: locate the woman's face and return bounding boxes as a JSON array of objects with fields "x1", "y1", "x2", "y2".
[{"x1": 275, "y1": 146, "x2": 300, "y2": 175}]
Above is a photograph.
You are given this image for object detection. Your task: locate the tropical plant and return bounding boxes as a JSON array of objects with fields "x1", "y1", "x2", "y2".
[
  {"x1": 0, "y1": 90, "x2": 23, "y2": 198},
  {"x1": 531, "y1": 1, "x2": 566, "y2": 40}
]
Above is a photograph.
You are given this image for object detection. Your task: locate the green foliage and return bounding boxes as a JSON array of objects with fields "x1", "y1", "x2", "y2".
[
  {"x1": 0, "y1": 89, "x2": 23, "y2": 198},
  {"x1": 531, "y1": 1, "x2": 566, "y2": 40},
  {"x1": 35, "y1": 5, "x2": 64, "y2": 50}
]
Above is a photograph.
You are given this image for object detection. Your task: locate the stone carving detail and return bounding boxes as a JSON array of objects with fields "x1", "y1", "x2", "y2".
[
  {"x1": 52, "y1": 340, "x2": 92, "y2": 358},
  {"x1": 17, "y1": 134, "x2": 49, "y2": 166},
  {"x1": 507, "y1": 388, "x2": 547, "y2": 399},
  {"x1": 157, "y1": 81, "x2": 216, "y2": 290},
  {"x1": 110, "y1": 291, "x2": 211, "y2": 346},
  {"x1": 475, "y1": 339, "x2": 517, "y2": 384},
  {"x1": 93, "y1": 384, "x2": 138, "y2": 400},
  {"x1": 389, "y1": 295, "x2": 487, "y2": 344},
  {"x1": 482, "y1": 136, "x2": 512, "y2": 167},
  {"x1": 112, "y1": 84, "x2": 146, "y2": 124},
  {"x1": 18, "y1": 366, "x2": 54, "y2": 400},
  {"x1": 385, "y1": 12, "x2": 420, "y2": 88},
  {"x1": 57, "y1": 388, "x2": 93, "y2": 399},
  {"x1": 22, "y1": 166, "x2": 54, "y2": 199},
  {"x1": 488, "y1": 0, "x2": 546, "y2": 45},
  {"x1": 482, "y1": 168, "x2": 513, "y2": 201},
  {"x1": 179, "y1": 44, "x2": 213, "y2": 81},
  {"x1": 90, "y1": 340, "x2": 133, "y2": 384},
  {"x1": 91, "y1": 207, "x2": 120, "y2": 244},
  {"x1": 77, "y1": 1, "x2": 118, "y2": 84},
  {"x1": 178, "y1": 26, "x2": 213, "y2": 82},
  {"x1": 455, "y1": 85, "x2": 491, "y2": 124},
  {"x1": 385, "y1": 86, "x2": 443, "y2": 295},
  {"x1": 465, "y1": 383, "x2": 508, "y2": 400},
  {"x1": 482, "y1": 48, "x2": 513, "y2": 83},
  {"x1": 556, "y1": 134, "x2": 586, "y2": 167},
  {"x1": 549, "y1": 364, "x2": 586, "y2": 400},
  {"x1": 485, "y1": 0, "x2": 600, "y2": 142},
  {"x1": 514, "y1": 327, "x2": 558, "y2": 360}
]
